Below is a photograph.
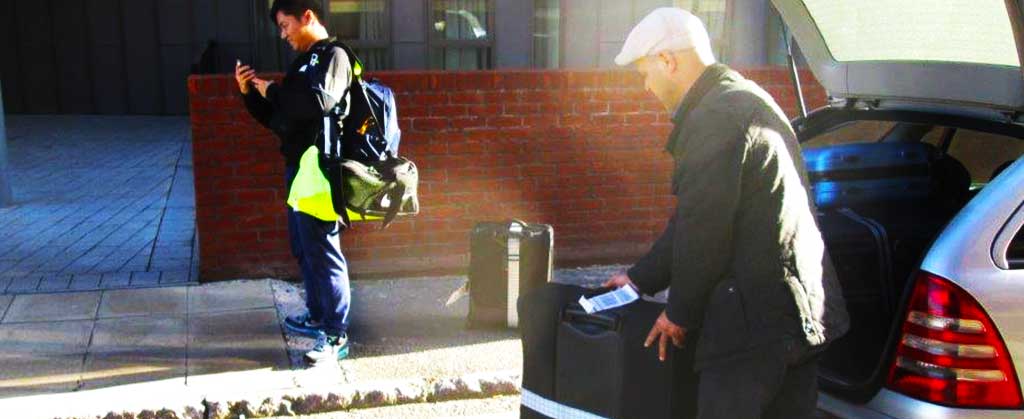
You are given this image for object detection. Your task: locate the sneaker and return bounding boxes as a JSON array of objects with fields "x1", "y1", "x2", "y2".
[
  {"x1": 284, "y1": 312, "x2": 323, "y2": 337},
  {"x1": 304, "y1": 332, "x2": 350, "y2": 364}
]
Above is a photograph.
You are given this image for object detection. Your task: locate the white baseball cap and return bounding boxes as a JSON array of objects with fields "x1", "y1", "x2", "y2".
[{"x1": 614, "y1": 7, "x2": 714, "y2": 66}]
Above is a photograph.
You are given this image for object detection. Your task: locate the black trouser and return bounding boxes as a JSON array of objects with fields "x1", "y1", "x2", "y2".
[{"x1": 696, "y1": 339, "x2": 820, "y2": 419}]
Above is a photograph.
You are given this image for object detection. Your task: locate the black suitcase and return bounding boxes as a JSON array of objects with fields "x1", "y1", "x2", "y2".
[
  {"x1": 817, "y1": 208, "x2": 894, "y2": 384},
  {"x1": 468, "y1": 220, "x2": 554, "y2": 328},
  {"x1": 519, "y1": 283, "x2": 697, "y2": 419},
  {"x1": 519, "y1": 283, "x2": 587, "y2": 419}
]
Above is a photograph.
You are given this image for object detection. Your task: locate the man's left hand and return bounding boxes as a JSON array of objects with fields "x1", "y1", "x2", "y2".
[
  {"x1": 253, "y1": 78, "x2": 274, "y2": 98},
  {"x1": 645, "y1": 310, "x2": 686, "y2": 362}
]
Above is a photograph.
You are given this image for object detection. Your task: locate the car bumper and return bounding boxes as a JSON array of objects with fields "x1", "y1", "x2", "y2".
[{"x1": 820, "y1": 389, "x2": 1024, "y2": 419}]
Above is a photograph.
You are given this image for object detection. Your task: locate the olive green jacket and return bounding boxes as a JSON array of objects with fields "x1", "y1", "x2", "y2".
[{"x1": 627, "y1": 64, "x2": 850, "y2": 369}]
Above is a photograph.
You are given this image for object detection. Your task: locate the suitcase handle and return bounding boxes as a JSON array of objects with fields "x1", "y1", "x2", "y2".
[{"x1": 561, "y1": 307, "x2": 619, "y2": 334}]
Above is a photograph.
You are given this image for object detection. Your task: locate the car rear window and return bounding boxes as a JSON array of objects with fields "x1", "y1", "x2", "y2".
[
  {"x1": 801, "y1": 0, "x2": 1019, "y2": 67},
  {"x1": 1008, "y1": 228, "x2": 1024, "y2": 267},
  {"x1": 933, "y1": 130, "x2": 1024, "y2": 185}
]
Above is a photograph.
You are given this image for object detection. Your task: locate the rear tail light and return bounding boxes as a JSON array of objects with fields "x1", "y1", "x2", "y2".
[{"x1": 886, "y1": 271, "x2": 1022, "y2": 408}]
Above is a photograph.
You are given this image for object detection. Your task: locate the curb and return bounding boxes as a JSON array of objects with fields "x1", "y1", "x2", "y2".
[
  {"x1": 11, "y1": 370, "x2": 520, "y2": 419},
  {"x1": 205, "y1": 370, "x2": 520, "y2": 419}
]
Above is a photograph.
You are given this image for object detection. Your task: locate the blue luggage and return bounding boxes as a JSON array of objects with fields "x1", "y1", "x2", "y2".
[{"x1": 802, "y1": 142, "x2": 937, "y2": 209}]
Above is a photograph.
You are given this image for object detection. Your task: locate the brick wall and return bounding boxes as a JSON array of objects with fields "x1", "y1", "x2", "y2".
[{"x1": 188, "y1": 68, "x2": 826, "y2": 281}]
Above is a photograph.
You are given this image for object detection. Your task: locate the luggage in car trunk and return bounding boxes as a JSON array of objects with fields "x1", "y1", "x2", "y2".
[
  {"x1": 803, "y1": 142, "x2": 937, "y2": 210},
  {"x1": 468, "y1": 220, "x2": 554, "y2": 328},
  {"x1": 816, "y1": 208, "x2": 895, "y2": 384},
  {"x1": 806, "y1": 142, "x2": 972, "y2": 389},
  {"x1": 518, "y1": 283, "x2": 697, "y2": 419}
]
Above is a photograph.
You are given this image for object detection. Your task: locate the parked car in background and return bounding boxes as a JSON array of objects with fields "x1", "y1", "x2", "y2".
[{"x1": 771, "y1": 0, "x2": 1024, "y2": 417}]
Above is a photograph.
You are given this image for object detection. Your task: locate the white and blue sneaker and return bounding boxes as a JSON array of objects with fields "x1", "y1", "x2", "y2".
[
  {"x1": 284, "y1": 312, "x2": 323, "y2": 337},
  {"x1": 304, "y1": 332, "x2": 350, "y2": 364}
]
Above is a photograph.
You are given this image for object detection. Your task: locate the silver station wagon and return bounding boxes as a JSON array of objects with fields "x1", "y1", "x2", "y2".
[{"x1": 771, "y1": 0, "x2": 1024, "y2": 417}]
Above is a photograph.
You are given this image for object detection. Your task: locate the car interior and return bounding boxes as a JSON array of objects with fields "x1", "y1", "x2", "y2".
[{"x1": 799, "y1": 117, "x2": 1024, "y2": 400}]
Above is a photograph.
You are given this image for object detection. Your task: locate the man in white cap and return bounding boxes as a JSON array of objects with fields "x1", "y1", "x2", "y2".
[{"x1": 602, "y1": 7, "x2": 849, "y2": 419}]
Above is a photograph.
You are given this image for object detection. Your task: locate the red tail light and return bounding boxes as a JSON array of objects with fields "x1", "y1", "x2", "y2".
[{"x1": 887, "y1": 271, "x2": 1022, "y2": 408}]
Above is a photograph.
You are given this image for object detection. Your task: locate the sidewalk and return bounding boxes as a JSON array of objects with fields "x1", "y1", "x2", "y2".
[
  {"x1": 0, "y1": 116, "x2": 196, "y2": 293},
  {"x1": 0, "y1": 266, "x2": 623, "y2": 419}
]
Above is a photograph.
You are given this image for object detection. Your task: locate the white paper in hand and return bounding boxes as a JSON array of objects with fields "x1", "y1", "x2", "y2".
[{"x1": 578, "y1": 285, "x2": 640, "y2": 314}]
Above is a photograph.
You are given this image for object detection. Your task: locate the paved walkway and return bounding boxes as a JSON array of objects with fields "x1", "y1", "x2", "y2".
[
  {"x1": 0, "y1": 116, "x2": 196, "y2": 293},
  {"x1": 0, "y1": 267, "x2": 625, "y2": 418}
]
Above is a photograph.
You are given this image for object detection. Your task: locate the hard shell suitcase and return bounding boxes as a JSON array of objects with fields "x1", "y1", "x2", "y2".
[
  {"x1": 519, "y1": 283, "x2": 588, "y2": 419},
  {"x1": 468, "y1": 220, "x2": 554, "y2": 328},
  {"x1": 816, "y1": 208, "x2": 894, "y2": 384},
  {"x1": 519, "y1": 282, "x2": 697, "y2": 419},
  {"x1": 803, "y1": 142, "x2": 937, "y2": 209}
]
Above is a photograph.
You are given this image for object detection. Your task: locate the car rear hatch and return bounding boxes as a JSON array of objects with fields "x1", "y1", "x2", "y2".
[
  {"x1": 771, "y1": 0, "x2": 1024, "y2": 401},
  {"x1": 771, "y1": 0, "x2": 1024, "y2": 117}
]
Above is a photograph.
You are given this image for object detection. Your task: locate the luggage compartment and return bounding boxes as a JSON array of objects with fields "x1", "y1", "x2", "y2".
[{"x1": 804, "y1": 141, "x2": 972, "y2": 394}]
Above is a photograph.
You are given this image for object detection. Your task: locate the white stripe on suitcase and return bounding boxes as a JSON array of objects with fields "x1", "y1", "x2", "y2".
[
  {"x1": 507, "y1": 222, "x2": 523, "y2": 328},
  {"x1": 520, "y1": 388, "x2": 611, "y2": 419}
]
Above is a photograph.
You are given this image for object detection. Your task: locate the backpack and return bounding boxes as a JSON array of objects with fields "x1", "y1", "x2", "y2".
[{"x1": 315, "y1": 41, "x2": 418, "y2": 228}]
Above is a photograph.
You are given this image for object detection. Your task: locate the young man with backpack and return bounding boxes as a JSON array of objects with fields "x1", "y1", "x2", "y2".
[{"x1": 234, "y1": 0, "x2": 353, "y2": 364}]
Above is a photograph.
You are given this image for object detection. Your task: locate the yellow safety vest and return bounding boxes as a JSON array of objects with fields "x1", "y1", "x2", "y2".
[{"x1": 286, "y1": 146, "x2": 382, "y2": 222}]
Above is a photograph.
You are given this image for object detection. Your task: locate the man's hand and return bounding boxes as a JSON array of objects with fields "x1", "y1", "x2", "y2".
[
  {"x1": 253, "y1": 78, "x2": 274, "y2": 98},
  {"x1": 234, "y1": 61, "x2": 256, "y2": 94},
  {"x1": 645, "y1": 310, "x2": 686, "y2": 362},
  {"x1": 602, "y1": 272, "x2": 638, "y2": 291}
]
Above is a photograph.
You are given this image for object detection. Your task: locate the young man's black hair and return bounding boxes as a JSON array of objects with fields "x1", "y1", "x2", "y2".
[{"x1": 269, "y1": 0, "x2": 323, "y2": 22}]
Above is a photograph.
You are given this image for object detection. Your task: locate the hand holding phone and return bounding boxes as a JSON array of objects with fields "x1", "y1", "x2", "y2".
[{"x1": 234, "y1": 59, "x2": 256, "y2": 94}]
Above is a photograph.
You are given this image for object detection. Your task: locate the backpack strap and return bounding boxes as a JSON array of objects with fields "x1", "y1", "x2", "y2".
[{"x1": 332, "y1": 41, "x2": 387, "y2": 141}]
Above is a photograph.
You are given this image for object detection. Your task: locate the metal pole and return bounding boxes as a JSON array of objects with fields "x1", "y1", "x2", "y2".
[
  {"x1": 0, "y1": 78, "x2": 12, "y2": 207},
  {"x1": 782, "y1": 26, "x2": 808, "y2": 120}
]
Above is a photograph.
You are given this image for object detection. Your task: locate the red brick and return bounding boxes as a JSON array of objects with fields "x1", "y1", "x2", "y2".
[
  {"x1": 451, "y1": 117, "x2": 486, "y2": 130},
  {"x1": 450, "y1": 91, "x2": 486, "y2": 104},
  {"x1": 429, "y1": 105, "x2": 468, "y2": 117},
  {"x1": 412, "y1": 118, "x2": 450, "y2": 132},
  {"x1": 576, "y1": 102, "x2": 610, "y2": 114},
  {"x1": 408, "y1": 93, "x2": 449, "y2": 107},
  {"x1": 486, "y1": 116, "x2": 523, "y2": 128},
  {"x1": 504, "y1": 103, "x2": 540, "y2": 115},
  {"x1": 495, "y1": 72, "x2": 539, "y2": 89},
  {"x1": 236, "y1": 189, "x2": 277, "y2": 203},
  {"x1": 466, "y1": 104, "x2": 501, "y2": 116},
  {"x1": 455, "y1": 72, "x2": 497, "y2": 90},
  {"x1": 401, "y1": 105, "x2": 429, "y2": 118}
]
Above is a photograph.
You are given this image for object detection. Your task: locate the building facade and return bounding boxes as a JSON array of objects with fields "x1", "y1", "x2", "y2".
[{"x1": 1, "y1": 0, "x2": 791, "y2": 115}]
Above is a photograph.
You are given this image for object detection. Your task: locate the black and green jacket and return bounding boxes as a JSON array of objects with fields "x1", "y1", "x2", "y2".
[{"x1": 627, "y1": 64, "x2": 850, "y2": 369}]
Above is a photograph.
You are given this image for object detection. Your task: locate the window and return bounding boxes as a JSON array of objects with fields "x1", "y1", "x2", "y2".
[
  {"x1": 801, "y1": 120, "x2": 897, "y2": 149},
  {"x1": 429, "y1": 0, "x2": 494, "y2": 70},
  {"x1": 799, "y1": 0, "x2": 1018, "y2": 66},
  {"x1": 1009, "y1": 227, "x2": 1024, "y2": 267},
  {"x1": 940, "y1": 130, "x2": 1024, "y2": 186},
  {"x1": 674, "y1": 0, "x2": 731, "y2": 62},
  {"x1": 533, "y1": 0, "x2": 559, "y2": 69},
  {"x1": 325, "y1": 0, "x2": 390, "y2": 70}
]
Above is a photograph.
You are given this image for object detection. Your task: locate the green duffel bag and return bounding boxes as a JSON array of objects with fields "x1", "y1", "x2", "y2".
[{"x1": 339, "y1": 155, "x2": 419, "y2": 228}]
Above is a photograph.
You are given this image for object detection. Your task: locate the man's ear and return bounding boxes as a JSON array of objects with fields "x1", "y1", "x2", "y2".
[
  {"x1": 656, "y1": 51, "x2": 677, "y2": 74},
  {"x1": 302, "y1": 9, "x2": 316, "y2": 25}
]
